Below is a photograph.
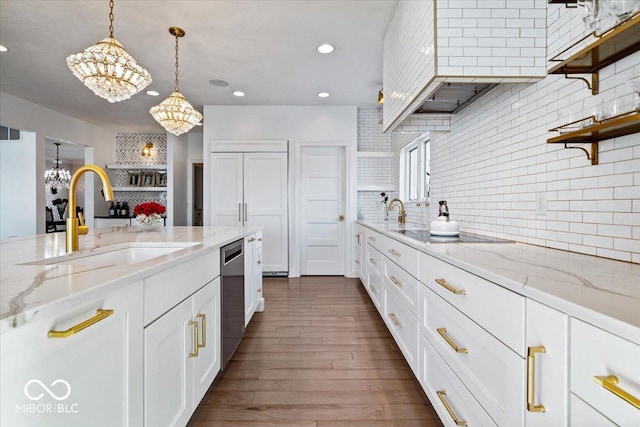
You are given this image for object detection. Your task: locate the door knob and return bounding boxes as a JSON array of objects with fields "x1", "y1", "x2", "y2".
[{"x1": 339, "y1": 215, "x2": 345, "y2": 221}]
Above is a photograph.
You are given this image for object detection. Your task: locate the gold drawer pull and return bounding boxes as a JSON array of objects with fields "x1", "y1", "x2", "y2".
[
  {"x1": 527, "y1": 346, "x2": 546, "y2": 413},
  {"x1": 257, "y1": 260, "x2": 262, "y2": 264},
  {"x1": 388, "y1": 248, "x2": 401, "y2": 257},
  {"x1": 48, "y1": 309, "x2": 114, "y2": 338},
  {"x1": 356, "y1": 232, "x2": 361, "y2": 245},
  {"x1": 437, "y1": 390, "x2": 468, "y2": 426},
  {"x1": 388, "y1": 313, "x2": 402, "y2": 327},
  {"x1": 369, "y1": 258, "x2": 377, "y2": 265},
  {"x1": 368, "y1": 285, "x2": 377, "y2": 293},
  {"x1": 258, "y1": 237, "x2": 262, "y2": 241},
  {"x1": 247, "y1": 237, "x2": 256, "y2": 242},
  {"x1": 257, "y1": 288, "x2": 262, "y2": 293},
  {"x1": 594, "y1": 375, "x2": 640, "y2": 409},
  {"x1": 435, "y1": 278, "x2": 466, "y2": 295},
  {"x1": 196, "y1": 313, "x2": 206, "y2": 349},
  {"x1": 188, "y1": 320, "x2": 199, "y2": 358},
  {"x1": 388, "y1": 275, "x2": 403, "y2": 287},
  {"x1": 437, "y1": 328, "x2": 468, "y2": 354}
]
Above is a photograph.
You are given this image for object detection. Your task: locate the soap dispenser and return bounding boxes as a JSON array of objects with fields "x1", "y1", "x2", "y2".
[{"x1": 430, "y1": 200, "x2": 460, "y2": 236}]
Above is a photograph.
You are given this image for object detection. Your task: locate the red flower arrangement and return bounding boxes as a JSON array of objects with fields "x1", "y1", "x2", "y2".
[{"x1": 133, "y1": 202, "x2": 165, "y2": 226}]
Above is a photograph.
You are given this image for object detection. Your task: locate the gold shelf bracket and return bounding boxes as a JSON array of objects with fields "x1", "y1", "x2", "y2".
[
  {"x1": 563, "y1": 141, "x2": 599, "y2": 165},
  {"x1": 564, "y1": 71, "x2": 599, "y2": 95}
]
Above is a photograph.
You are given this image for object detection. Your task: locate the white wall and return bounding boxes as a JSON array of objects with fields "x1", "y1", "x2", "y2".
[
  {"x1": 0, "y1": 131, "x2": 37, "y2": 238},
  {"x1": 168, "y1": 133, "x2": 189, "y2": 226},
  {"x1": 0, "y1": 91, "x2": 116, "y2": 233},
  {"x1": 203, "y1": 105, "x2": 358, "y2": 277}
]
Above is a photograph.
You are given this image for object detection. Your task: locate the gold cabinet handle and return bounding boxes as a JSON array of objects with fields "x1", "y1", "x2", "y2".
[
  {"x1": 258, "y1": 237, "x2": 262, "y2": 241},
  {"x1": 437, "y1": 328, "x2": 468, "y2": 354},
  {"x1": 257, "y1": 288, "x2": 262, "y2": 293},
  {"x1": 388, "y1": 275, "x2": 403, "y2": 287},
  {"x1": 388, "y1": 248, "x2": 401, "y2": 257},
  {"x1": 369, "y1": 258, "x2": 377, "y2": 265},
  {"x1": 196, "y1": 313, "x2": 206, "y2": 349},
  {"x1": 257, "y1": 260, "x2": 262, "y2": 264},
  {"x1": 356, "y1": 232, "x2": 361, "y2": 245},
  {"x1": 527, "y1": 346, "x2": 546, "y2": 413},
  {"x1": 188, "y1": 320, "x2": 199, "y2": 358},
  {"x1": 48, "y1": 309, "x2": 114, "y2": 338},
  {"x1": 339, "y1": 215, "x2": 345, "y2": 222},
  {"x1": 594, "y1": 375, "x2": 640, "y2": 409},
  {"x1": 238, "y1": 203, "x2": 242, "y2": 222},
  {"x1": 435, "y1": 278, "x2": 466, "y2": 295},
  {"x1": 388, "y1": 313, "x2": 402, "y2": 327},
  {"x1": 368, "y1": 285, "x2": 377, "y2": 293},
  {"x1": 247, "y1": 237, "x2": 256, "y2": 242},
  {"x1": 437, "y1": 390, "x2": 468, "y2": 426}
]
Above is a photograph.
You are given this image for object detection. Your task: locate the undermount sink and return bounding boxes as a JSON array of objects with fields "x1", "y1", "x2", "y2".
[{"x1": 22, "y1": 242, "x2": 200, "y2": 267}]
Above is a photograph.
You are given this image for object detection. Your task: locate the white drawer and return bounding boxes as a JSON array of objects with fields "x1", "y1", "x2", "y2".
[
  {"x1": 420, "y1": 284, "x2": 525, "y2": 427},
  {"x1": 366, "y1": 269, "x2": 383, "y2": 313},
  {"x1": 381, "y1": 234, "x2": 419, "y2": 278},
  {"x1": 366, "y1": 229, "x2": 384, "y2": 252},
  {"x1": 383, "y1": 256, "x2": 419, "y2": 317},
  {"x1": 419, "y1": 335, "x2": 498, "y2": 427},
  {"x1": 420, "y1": 252, "x2": 525, "y2": 356},
  {"x1": 383, "y1": 285, "x2": 419, "y2": 375},
  {"x1": 366, "y1": 245, "x2": 384, "y2": 277},
  {"x1": 570, "y1": 393, "x2": 617, "y2": 427},
  {"x1": 570, "y1": 318, "x2": 640, "y2": 426},
  {"x1": 144, "y1": 250, "x2": 218, "y2": 325}
]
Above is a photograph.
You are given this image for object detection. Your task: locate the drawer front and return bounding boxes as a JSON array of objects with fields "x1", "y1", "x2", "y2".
[
  {"x1": 419, "y1": 335, "x2": 498, "y2": 427},
  {"x1": 383, "y1": 257, "x2": 419, "y2": 317},
  {"x1": 384, "y1": 285, "x2": 419, "y2": 375},
  {"x1": 366, "y1": 245, "x2": 384, "y2": 277},
  {"x1": 381, "y1": 235, "x2": 419, "y2": 278},
  {"x1": 420, "y1": 252, "x2": 525, "y2": 355},
  {"x1": 366, "y1": 229, "x2": 384, "y2": 252},
  {"x1": 420, "y1": 284, "x2": 525, "y2": 427},
  {"x1": 570, "y1": 318, "x2": 640, "y2": 426},
  {"x1": 144, "y1": 250, "x2": 218, "y2": 325},
  {"x1": 366, "y1": 269, "x2": 383, "y2": 313},
  {"x1": 570, "y1": 393, "x2": 617, "y2": 427}
]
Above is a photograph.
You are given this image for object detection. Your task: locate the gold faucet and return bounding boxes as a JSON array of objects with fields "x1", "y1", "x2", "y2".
[
  {"x1": 387, "y1": 198, "x2": 406, "y2": 224},
  {"x1": 66, "y1": 165, "x2": 114, "y2": 253}
]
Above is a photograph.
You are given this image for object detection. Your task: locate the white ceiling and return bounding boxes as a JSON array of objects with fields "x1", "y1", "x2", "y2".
[{"x1": 0, "y1": 0, "x2": 397, "y2": 133}]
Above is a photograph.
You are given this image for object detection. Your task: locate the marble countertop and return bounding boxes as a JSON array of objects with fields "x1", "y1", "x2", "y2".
[
  {"x1": 0, "y1": 226, "x2": 260, "y2": 327},
  {"x1": 358, "y1": 221, "x2": 640, "y2": 345}
]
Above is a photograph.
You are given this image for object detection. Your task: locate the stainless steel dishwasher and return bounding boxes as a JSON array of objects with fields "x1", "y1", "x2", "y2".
[{"x1": 220, "y1": 239, "x2": 245, "y2": 369}]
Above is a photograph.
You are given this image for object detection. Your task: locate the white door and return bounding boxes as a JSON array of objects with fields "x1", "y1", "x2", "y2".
[
  {"x1": 300, "y1": 146, "x2": 346, "y2": 275},
  {"x1": 192, "y1": 279, "x2": 221, "y2": 407},
  {"x1": 244, "y1": 152, "x2": 288, "y2": 274},
  {"x1": 209, "y1": 153, "x2": 243, "y2": 226}
]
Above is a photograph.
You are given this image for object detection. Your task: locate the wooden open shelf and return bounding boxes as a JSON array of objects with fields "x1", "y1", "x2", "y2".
[
  {"x1": 548, "y1": 111, "x2": 640, "y2": 165},
  {"x1": 548, "y1": 12, "x2": 640, "y2": 94},
  {"x1": 548, "y1": 0, "x2": 576, "y2": 4}
]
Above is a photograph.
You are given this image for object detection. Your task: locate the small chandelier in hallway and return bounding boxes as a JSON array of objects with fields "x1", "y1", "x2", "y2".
[{"x1": 44, "y1": 143, "x2": 71, "y2": 194}]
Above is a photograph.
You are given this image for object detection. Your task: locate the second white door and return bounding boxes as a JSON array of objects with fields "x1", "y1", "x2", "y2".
[{"x1": 300, "y1": 146, "x2": 346, "y2": 275}]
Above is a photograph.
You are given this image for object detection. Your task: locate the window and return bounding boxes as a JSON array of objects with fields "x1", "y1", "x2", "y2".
[{"x1": 400, "y1": 135, "x2": 430, "y2": 202}]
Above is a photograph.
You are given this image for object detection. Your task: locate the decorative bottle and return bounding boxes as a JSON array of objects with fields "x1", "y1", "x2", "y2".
[{"x1": 115, "y1": 201, "x2": 121, "y2": 217}]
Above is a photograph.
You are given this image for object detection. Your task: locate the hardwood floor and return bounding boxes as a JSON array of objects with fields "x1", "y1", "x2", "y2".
[{"x1": 188, "y1": 276, "x2": 443, "y2": 427}]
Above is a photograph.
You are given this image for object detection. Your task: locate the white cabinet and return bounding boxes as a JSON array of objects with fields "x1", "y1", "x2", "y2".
[
  {"x1": 353, "y1": 223, "x2": 365, "y2": 283},
  {"x1": 144, "y1": 278, "x2": 220, "y2": 427},
  {"x1": 570, "y1": 318, "x2": 640, "y2": 426},
  {"x1": 209, "y1": 152, "x2": 288, "y2": 274},
  {"x1": 570, "y1": 393, "x2": 617, "y2": 426},
  {"x1": 244, "y1": 232, "x2": 264, "y2": 326},
  {"x1": 525, "y1": 299, "x2": 569, "y2": 427},
  {"x1": 0, "y1": 281, "x2": 143, "y2": 427}
]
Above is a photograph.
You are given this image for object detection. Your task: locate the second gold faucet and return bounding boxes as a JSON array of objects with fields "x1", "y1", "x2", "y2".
[{"x1": 387, "y1": 198, "x2": 406, "y2": 224}]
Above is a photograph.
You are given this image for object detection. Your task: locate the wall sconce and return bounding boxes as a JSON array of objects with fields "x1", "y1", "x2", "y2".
[
  {"x1": 377, "y1": 89, "x2": 384, "y2": 104},
  {"x1": 141, "y1": 142, "x2": 153, "y2": 157}
]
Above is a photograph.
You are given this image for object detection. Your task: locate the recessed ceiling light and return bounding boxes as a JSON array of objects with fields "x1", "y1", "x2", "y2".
[
  {"x1": 146, "y1": 90, "x2": 159, "y2": 96},
  {"x1": 209, "y1": 79, "x2": 230, "y2": 87},
  {"x1": 317, "y1": 44, "x2": 334, "y2": 54},
  {"x1": 232, "y1": 91, "x2": 245, "y2": 97},
  {"x1": 317, "y1": 92, "x2": 330, "y2": 98},
  {"x1": 0, "y1": 45, "x2": 8, "y2": 52}
]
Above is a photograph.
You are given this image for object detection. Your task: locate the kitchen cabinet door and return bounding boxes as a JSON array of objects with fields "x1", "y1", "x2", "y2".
[
  {"x1": 525, "y1": 299, "x2": 569, "y2": 427},
  {"x1": 254, "y1": 234, "x2": 264, "y2": 312},
  {"x1": 144, "y1": 297, "x2": 194, "y2": 427},
  {"x1": 192, "y1": 279, "x2": 221, "y2": 407},
  {"x1": 0, "y1": 281, "x2": 143, "y2": 427},
  {"x1": 209, "y1": 153, "x2": 244, "y2": 226}
]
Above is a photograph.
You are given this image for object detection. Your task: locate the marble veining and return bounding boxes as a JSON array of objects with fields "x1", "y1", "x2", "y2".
[
  {"x1": 0, "y1": 226, "x2": 260, "y2": 326},
  {"x1": 358, "y1": 221, "x2": 640, "y2": 344}
]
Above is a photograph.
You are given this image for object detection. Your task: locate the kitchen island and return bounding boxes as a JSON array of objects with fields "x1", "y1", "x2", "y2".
[
  {"x1": 355, "y1": 221, "x2": 640, "y2": 427},
  {"x1": 0, "y1": 225, "x2": 262, "y2": 427}
]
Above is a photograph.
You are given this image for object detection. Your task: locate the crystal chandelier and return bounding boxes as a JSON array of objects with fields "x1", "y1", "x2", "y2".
[
  {"x1": 66, "y1": 0, "x2": 151, "y2": 103},
  {"x1": 150, "y1": 27, "x2": 203, "y2": 136},
  {"x1": 44, "y1": 143, "x2": 71, "y2": 194}
]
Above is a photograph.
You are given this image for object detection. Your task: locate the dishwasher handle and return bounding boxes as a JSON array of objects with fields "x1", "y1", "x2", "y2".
[{"x1": 222, "y1": 241, "x2": 243, "y2": 264}]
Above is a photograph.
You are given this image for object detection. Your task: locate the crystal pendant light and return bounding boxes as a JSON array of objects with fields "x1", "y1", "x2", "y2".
[
  {"x1": 44, "y1": 143, "x2": 71, "y2": 194},
  {"x1": 150, "y1": 27, "x2": 203, "y2": 136},
  {"x1": 66, "y1": 0, "x2": 152, "y2": 103}
]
